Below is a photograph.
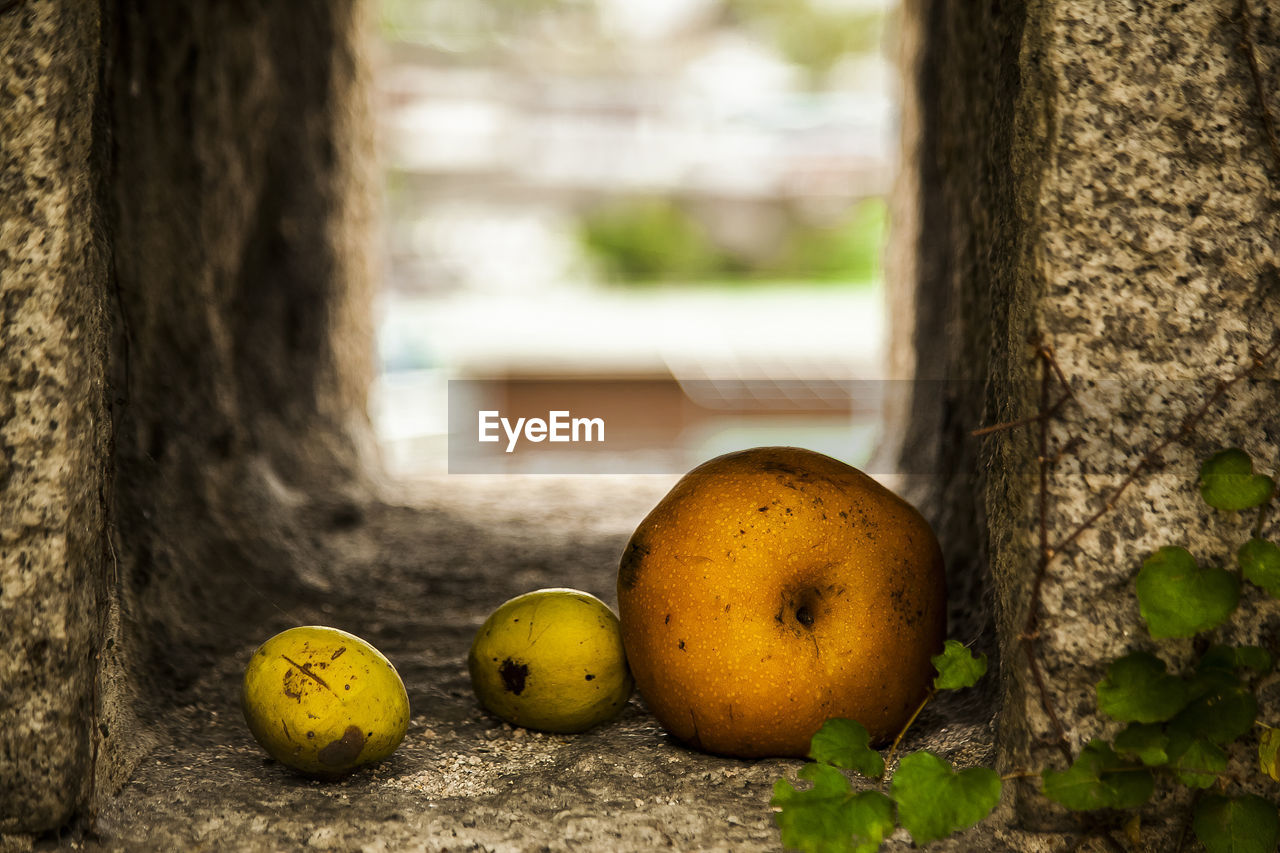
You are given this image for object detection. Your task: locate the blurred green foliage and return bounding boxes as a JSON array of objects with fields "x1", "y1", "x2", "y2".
[
  {"x1": 578, "y1": 196, "x2": 886, "y2": 286},
  {"x1": 725, "y1": 0, "x2": 886, "y2": 84},
  {"x1": 775, "y1": 198, "x2": 886, "y2": 282},
  {"x1": 577, "y1": 198, "x2": 734, "y2": 284}
]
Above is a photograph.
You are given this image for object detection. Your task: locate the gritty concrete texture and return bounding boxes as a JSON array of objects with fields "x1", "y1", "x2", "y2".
[
  {"x1": 889, "y1": 3, "x2": 1040, "y2": 830},
  {"x1": 92, "y1": 0, "x2": 380, "y2": 825},
  {"x1": 1002, "y1": 0, "x2": 1280, "y2": 838},
  {"x1": 0, "y1": 0, "x2": 110, "y2": 833},
  {"x1": 3, "y1": 0, "x2": 378, "y2": 837},
  {"x1": 8, "y1": 0, "x2": 1279, "y2": 848},
  {"x1": 900, "y1": 0, "x2": 1280, "y2": 844},
  {"x1": 62, "y1": 476, "x2": 1010, "y2": 852}
]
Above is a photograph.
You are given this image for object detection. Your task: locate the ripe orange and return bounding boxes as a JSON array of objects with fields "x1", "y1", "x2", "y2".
[{"x1": 617, "y1": 447, "x2": 945, "y2": 758}]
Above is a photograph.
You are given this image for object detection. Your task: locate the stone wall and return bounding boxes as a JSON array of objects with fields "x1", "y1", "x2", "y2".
[
  {"x1": 0, "y1": 0, "x2": 375, "y2": 834},
  {"x1": 0, "y1": 1, "x2": 110, "y2": 832},
  {"x1": 5, "y1": 0, "x2": 1278, "y2": 843},
  {"x1": 899, "y1": 0, "x2": 1280, "y2": 840}
]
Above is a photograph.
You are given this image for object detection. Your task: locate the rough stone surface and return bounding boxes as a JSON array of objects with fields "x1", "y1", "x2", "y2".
[
  {"x1": 92, "y1": 0, "x2": 379, "y2": 827},
  {"x1": 2, "y1": 0, "x2": 376, "y2": 837},
  {"x1": 1009, "y1": 1, "x2": 1280, "y2": 839},
  {"x1": 0, "y1": 0, "x2": 109, "y2": 833},
  {"x1": 888, "y1": 2, "x2": 1040, "y2": 831},
  {"x1": 69, "y1": 477, "x2": 1010, "y2": 852},
  {"x1": 9, "y1": 0, "x2": 1279, "y2": 848},
  {"x1": 901, "y1": 0, "x2": 1280, "y2": 845}
]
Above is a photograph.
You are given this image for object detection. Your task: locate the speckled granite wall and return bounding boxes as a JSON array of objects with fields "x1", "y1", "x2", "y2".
[
  {"x1": 0, "y1": 1, "x2": 110, "y2": 833},
  {"x1": 7, "y1": 0, "x2": 1275, "y2": 843},
  {"x1": 1014, "y1": 0, "x2": 1280, "y2": 833},
  {"x1": 891, "y1": 0, "x2": 1043, "y2": 757},
  {"x1": 901, "y1": 0, "x2": 1280, "y2": 840},
  {"x1": 1, "y1": 0, "x2": 375, "y2": 837}
]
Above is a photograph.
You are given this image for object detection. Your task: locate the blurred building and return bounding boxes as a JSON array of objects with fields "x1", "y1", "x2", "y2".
[{"x1": 372, "y1": 0, "x2": 896, "y2": 475}]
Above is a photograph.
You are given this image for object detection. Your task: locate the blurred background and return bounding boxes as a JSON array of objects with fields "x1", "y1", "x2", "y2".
[{"x1": 371, "y1": 0, "x2": 897, "y2": 475}]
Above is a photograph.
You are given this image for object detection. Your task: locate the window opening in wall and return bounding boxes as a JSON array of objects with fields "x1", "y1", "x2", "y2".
[{"x1": 372, "y1": 0, "x2": 898, "y2": 476}]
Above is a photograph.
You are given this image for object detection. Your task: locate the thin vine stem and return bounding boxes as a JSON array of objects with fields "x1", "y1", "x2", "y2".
[
  {"x1": 1239, "y1": 0, "x2": 1280, "y2": 178},
  {"x1": 1022, "y1": 343, "x2": 1074, "y2": 762},
  {"x1": 882, "y1": 688, "x2": 935, "y2": 784},
  {"x1": 1049, "y1": 334, "x2": 1280, "y2": 561},
  {"x1": 983, "y1": 333, "x2": 1280, "y2": 775}
]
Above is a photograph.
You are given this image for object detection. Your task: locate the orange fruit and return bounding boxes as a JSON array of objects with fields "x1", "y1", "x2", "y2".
[{"x1": 617, "y1": 447, "x2": 945, "y2": 758}]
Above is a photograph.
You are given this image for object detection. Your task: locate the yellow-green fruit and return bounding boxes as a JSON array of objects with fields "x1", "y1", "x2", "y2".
[
  {"x1": 468, "y1": 588, "x2": 633, "y2": 733},
  {"x1": 241, "y1": 626, "x2": 410, "y2": 777}
]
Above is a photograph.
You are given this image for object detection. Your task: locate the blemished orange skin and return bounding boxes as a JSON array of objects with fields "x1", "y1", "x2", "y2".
[{"x1": 617, "y1": 447, "x2": 946, "y2": 758}]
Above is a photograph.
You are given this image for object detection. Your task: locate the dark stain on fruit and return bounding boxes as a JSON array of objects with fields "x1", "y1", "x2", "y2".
[
  {"x1": 619, "y1": 539, "x2": 651, "y2": 590},
  {"x1": 678, "y1": 640, "x2": 686, "y2": 651},
  {"x1": 318, "y1": 725, "x2": 365, "y2": 767},
  {"x1": 281, "y1": 655, "x2": 335, "y2": 695},
  {"x1": 500, "y1": 658, "x2": 529, "y2": 694},
  {"x1": 331, "y1": 647, "x2": 347, "y2": 660},
  {"x1": 585, "y1": 674, "x2": 596, "y2": 681},
  {"x1": 796, "y1": 605, "x2": 814, "y2": 627},
  {"x1": 758, "y1": 506, "x2": 768, "y2": 512},
  {"x1": 664, "y1": 613, "x2": 671, "y2": 624}
]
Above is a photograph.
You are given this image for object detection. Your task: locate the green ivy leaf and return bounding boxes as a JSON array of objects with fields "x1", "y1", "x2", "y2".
[
  {"x1": 1169, "y1": 678, "x2": 1257, "y2": 746},
  {"x1": 1135, "y1": 546, "x2": 1239, "y2": 639},
  {"x1": 1259, "y1": 728, "x2": 1280, "y2": 782},
  {"x1": 1198, "y1": 643, "x2": 1274, "y2": 675},
  {"x1": 1041, "y1": 740, "x2": 1154, "y2": 812},
  {"x1": 931, "y1": 640, "x2": 988, "y2": 690},
  {"x1": 1186, "y1": 665, "x2": 1239, "y2": 700},
  {"x1": 890, "y1": 751, "x2": 1001, "y2": 845},
  {"x1": 1095, "y1": 652, "x2": 1190, "y2": 723},
  {"x1": 808, "y1": 719, "x2": 885, "y2": 779},
  {"x1": 1199, "y1": 449, "x2": 1275, "y2": 511},
  {"x1": 1112, "y1": 723, "x2": 1170, "y2": 767},
  {"x1": 839, "y1": 791, "x2": 897, "y2": 853},
  {"x1": 1193, "y1": 794, "x2": 1280, "y2": 853},
  {"x1": 1239, "y1": 538, "x2": 1280, "y2": 597},
  {"x1": 1166, "y1": 731, "x2": 1228, "y2": 789},
  {"x1": 772, "y1": 763, "x2": 895, "y2": 853}
]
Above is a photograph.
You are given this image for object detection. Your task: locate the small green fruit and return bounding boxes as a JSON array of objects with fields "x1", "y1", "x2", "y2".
[
  {"x1": 241, "y1": 626, "x2": 410, "y2": 777},
  {"x1": 468, "y1": 588, "x2": 633, "y2": 733}
]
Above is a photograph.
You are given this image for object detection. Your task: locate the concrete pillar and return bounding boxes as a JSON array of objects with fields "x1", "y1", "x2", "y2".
[
  {"x1": 899, "y1": 0, "x2": 1280, "y2": 840},
  {"x1": 0, "y1": 0, "x2": 109, "y2": 832},
  {"x1": 0, "y1": 0, "x2": 374, "y2": 834}
]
